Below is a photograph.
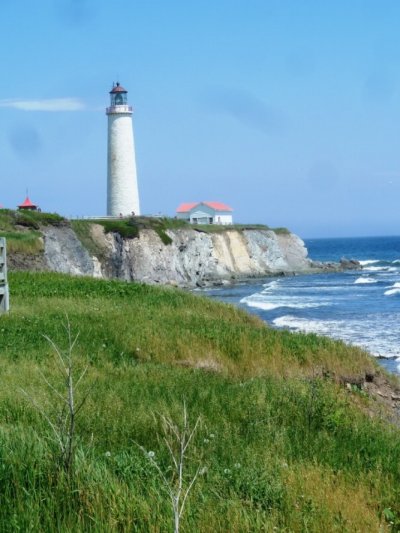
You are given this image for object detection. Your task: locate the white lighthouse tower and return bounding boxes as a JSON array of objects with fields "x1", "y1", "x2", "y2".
[{"x1": 106, "y1": 82, "x2": 141, "y2": 216}]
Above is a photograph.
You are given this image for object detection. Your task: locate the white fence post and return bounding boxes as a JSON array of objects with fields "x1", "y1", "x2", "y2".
[{"x1": 0, "y1": 238, "x2": 9, "y2": 313}]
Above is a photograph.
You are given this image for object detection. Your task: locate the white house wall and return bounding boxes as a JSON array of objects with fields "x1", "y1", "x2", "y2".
[
  {"x1": 176, "y1": 206, "x2": 233, "y2": 225},
  {"x1": 214, "y1": 214, "x2": 233, "y2": 225},
  {"x1": 190, "y1": 210, "x2": 212, "y2": 220}
]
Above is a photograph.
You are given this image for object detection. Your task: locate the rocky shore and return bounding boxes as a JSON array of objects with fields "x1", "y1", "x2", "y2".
[{"x1": 7, "y1": 222, "x2": 362, "y2": 288}]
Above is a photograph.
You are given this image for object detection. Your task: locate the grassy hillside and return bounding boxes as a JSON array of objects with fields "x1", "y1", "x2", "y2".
[
  {"x1": 71, "y1": 216, "x2": 285, "y2": 245},
  {"x1": 0, "y1": 272, "x2": 400, "y2": 531},
  {"x1": 0, "y1": 209, "x2": 65, "y2": 254}
]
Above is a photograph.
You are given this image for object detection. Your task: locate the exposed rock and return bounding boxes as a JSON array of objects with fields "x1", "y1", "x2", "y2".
[
  {"x1": 339, "y1": 258, "x2": 361, "y2": 270},
  {"x1": 43, "y1": 226, "x2": 96, "y2": 276},
  {"x1": 10, "y1": 224, "x2": 362, "y2": 288},
  {"x1": 309, "y1": 258, "x2": 362, "y2": 273},
  {"x1": 91, "y1": 227, "x2": 313, "y2": 287}
]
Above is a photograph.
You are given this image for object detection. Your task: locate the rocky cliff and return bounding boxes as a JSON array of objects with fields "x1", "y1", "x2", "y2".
[{"x1": 39, "y1": 224, "x2": 312, "y2": 287}]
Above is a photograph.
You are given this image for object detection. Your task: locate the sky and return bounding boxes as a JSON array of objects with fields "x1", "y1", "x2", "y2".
[{"x1": 1, "y1": 1, "x2": 400, "y2": 238}]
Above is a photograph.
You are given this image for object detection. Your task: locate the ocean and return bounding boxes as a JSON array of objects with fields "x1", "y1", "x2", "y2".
[{"x1": 200, "y1": 235, "x2": 400, "y2": 375}]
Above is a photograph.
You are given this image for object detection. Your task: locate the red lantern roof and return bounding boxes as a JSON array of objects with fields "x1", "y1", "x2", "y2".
[
  {"x1": 110, "y1": 82, "x2": 127, "y2": 94},
  {"x1": 18, "y1": 196, "x2": 37, "y2": 208},
  {"x1": 176, "y1": 201, "x2": 233, "y2": 213}
]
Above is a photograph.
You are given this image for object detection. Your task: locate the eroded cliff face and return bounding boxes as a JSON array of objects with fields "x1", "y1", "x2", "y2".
[{"x1": 41, "y1": 225, "x2": 311, "y2": 287}]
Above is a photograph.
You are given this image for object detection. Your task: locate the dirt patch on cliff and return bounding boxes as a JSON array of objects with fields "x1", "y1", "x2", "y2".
[
  {"x1": 8, "y1": 252, "x2": 48, "y2": 272},
  {"x1": 339, "y1": 369, "x2": 400, "y2": 426}
]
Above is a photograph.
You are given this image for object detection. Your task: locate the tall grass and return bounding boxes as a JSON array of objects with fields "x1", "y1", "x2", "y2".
[
  {"x1": 0, "y1": 272, "x2": 399, "y2": 530},
  {"x1": 0, "y1": 231, "x2": 44, "y2": 254},
  {"x1": 0, "y1": 209, "x2": 65, "y2": 255}
]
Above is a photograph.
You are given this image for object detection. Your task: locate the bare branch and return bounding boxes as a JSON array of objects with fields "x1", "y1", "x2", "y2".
[
  {"x1": 75, "y1": 365, "x2": 88, "y2": 390},
  {"x1": 182, "y1": 416, "x2": 201, "y2": 455},
  {"x1": 135, "y1": 442, "x2": 174, "y2": 500},
  {"x1": 36, "y1": 368, "x2": 68, "y2": 405},
  {"x1": 179, "y1": 466, "x2": 201, "y2": 518},
  {"x1": 22, "y1": 318, "x2": 92, "y2": 476},
  {"x1": 42, "y1": 334, "x2": 67, "y2": 376},
  {"x1": 163, "y1": 435, "x2": 179, "y2": 470},
  {"x1": 19, "y1": 388, "x2": 65, "y2": 454},
  {"x1": 74, "y1": 384, "x2": 95, "y2": 416},
  {"x1": 140, "y1": 402, "x2": 203, "y2": 533}
]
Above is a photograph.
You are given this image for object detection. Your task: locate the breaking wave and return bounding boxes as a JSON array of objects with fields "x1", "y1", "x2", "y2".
[{"x1": 354, "y1": 277, "x2": 377, "y2": 284}]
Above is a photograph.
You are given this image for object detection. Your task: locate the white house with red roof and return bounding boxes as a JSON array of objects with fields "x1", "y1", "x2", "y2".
[{"x1": 176, "y1": 201, "x2": 233, "y2": 225}]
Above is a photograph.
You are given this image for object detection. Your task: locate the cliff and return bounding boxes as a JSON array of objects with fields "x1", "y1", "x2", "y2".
[{"x1": 41, "y1": 224, "x2": 311, "y2": 287}]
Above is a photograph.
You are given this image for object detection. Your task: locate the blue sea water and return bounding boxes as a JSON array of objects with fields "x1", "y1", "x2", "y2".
[{"x1": 201, "y1": 236, "x2": 400, "y2": 375}]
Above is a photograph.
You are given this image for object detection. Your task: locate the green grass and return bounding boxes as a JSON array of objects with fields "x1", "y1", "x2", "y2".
[
  {"x1": 72, "y1": 217, "x2": 289, "y2": 247},
  {"x1": 0, "y1": 272, "x2": 399, "y2": 530},
  {"x1": 192, "y1": 223, "x2": 290, "y2": 235},
  {"x1": 0, "y1": 208, "x2": 65, "y2": 230},
  {"x1": 71, "y1": 220, "x2": 112, "y2": 260},
  {"x1": 192, "y1": 223, "x2": 268, "y2": 233},
  {"x1": 0, "y1": 231, "x2": 43, "y2": 254},
  {"x1": 0, "y1": 209, "x2": 66, "y2": 255},
  {"x1": 72, "y1": 216, "x2": 190, "y2": 245}
]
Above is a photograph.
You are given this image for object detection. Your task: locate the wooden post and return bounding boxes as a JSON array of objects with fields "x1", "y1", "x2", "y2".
[{"x1": 0, "y1": 238, "x2": 9, "y2": 313}]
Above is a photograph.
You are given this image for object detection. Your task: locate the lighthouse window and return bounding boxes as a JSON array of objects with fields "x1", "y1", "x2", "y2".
[{"x1": 111, "y1": 92, "x2": 128, "y2": 106}]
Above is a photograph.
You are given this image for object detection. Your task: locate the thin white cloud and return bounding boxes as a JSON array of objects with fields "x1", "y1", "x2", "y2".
[{"x1": 0, "y1": 98, "x2": 86, "y2": 111}]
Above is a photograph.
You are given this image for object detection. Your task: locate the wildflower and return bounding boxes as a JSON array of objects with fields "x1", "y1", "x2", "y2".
[
  {"x1": 104, "y1": 451, "x2": 111, "y2": 458},
  {"x1": 209, "y1": 433, "x2": 215, "y2": 439},
  {"x1": 148, "y1": 451, "x2": 155, "y2": 458},
  {"x1": 223, "y1": 468, "x2": 231, "y2": 475},
  {"x1": 234, "y1": 462, "x2": 241, "y2": 469},
  {"x1": 203, "y1": 438, "x2": 210, "y2": 444}
]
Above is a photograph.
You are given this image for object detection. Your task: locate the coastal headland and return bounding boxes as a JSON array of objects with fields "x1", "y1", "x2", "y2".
[{"x1": 1, "y1": 209, "x2": 360, "y2": 288}]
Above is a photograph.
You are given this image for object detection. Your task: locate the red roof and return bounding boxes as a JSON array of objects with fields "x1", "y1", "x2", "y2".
[
  {"x1": 176, "y1": 202, "x2": 199, "y2": 213},
  {"x1": 204, "y1": 201, "x2": 233, "y2": 212},
  {"x1": 110, "y1": 82, "x2": 127, "y2": 94},
  {"x1": 176, "y1": 201, "x2": 233, "y2": 213},
  {"x1": 18, "y1": 196, "x2": 37, "y2": 208}
]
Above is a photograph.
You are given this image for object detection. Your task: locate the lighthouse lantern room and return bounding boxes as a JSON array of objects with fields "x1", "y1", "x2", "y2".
[{"x1": 106, "y1": 82, "x2": 141, "y2": 216}]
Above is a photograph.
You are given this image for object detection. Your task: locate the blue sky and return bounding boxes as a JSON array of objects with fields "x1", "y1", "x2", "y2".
[{"x1": 1, "y1": 1, "x2": 400, "y2": 237}]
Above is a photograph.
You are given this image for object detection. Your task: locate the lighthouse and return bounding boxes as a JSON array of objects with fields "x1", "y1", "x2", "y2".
[{"x1": 106, "y1": 82, "x2": 140, "y2": 216}]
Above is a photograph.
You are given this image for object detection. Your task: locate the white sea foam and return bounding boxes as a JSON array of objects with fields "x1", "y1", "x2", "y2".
[
  {"x1": 384, "y1": 288, "x2": 400, "y2": 296},
  {"x1": 262, "y1": 280, "x2": 279, "y2": 291},
  {"x1": 272, "y1": 315, "x2": 400, "y2": 358},
  {"x1": 354, "y1": 277, "x2": 377, "y2": 284},
  {"x1": 388, "y1": 282, "x2": 400, "y2": 289},
  {"x1": 245, "y1": 301, "x2": 282, "y2": 310},
  {"x1": 363, "y1": 266, "x2": 397, "y2": 272},
  {"x1": 359, "y1": 259, "x2": 380, "y2": 266},
  {"x1": 244, "y1": 300, "x2": 324, "y2": 311},
  {"x1": 273, "y1": 315, "x2": 332, "y2": 334}
]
